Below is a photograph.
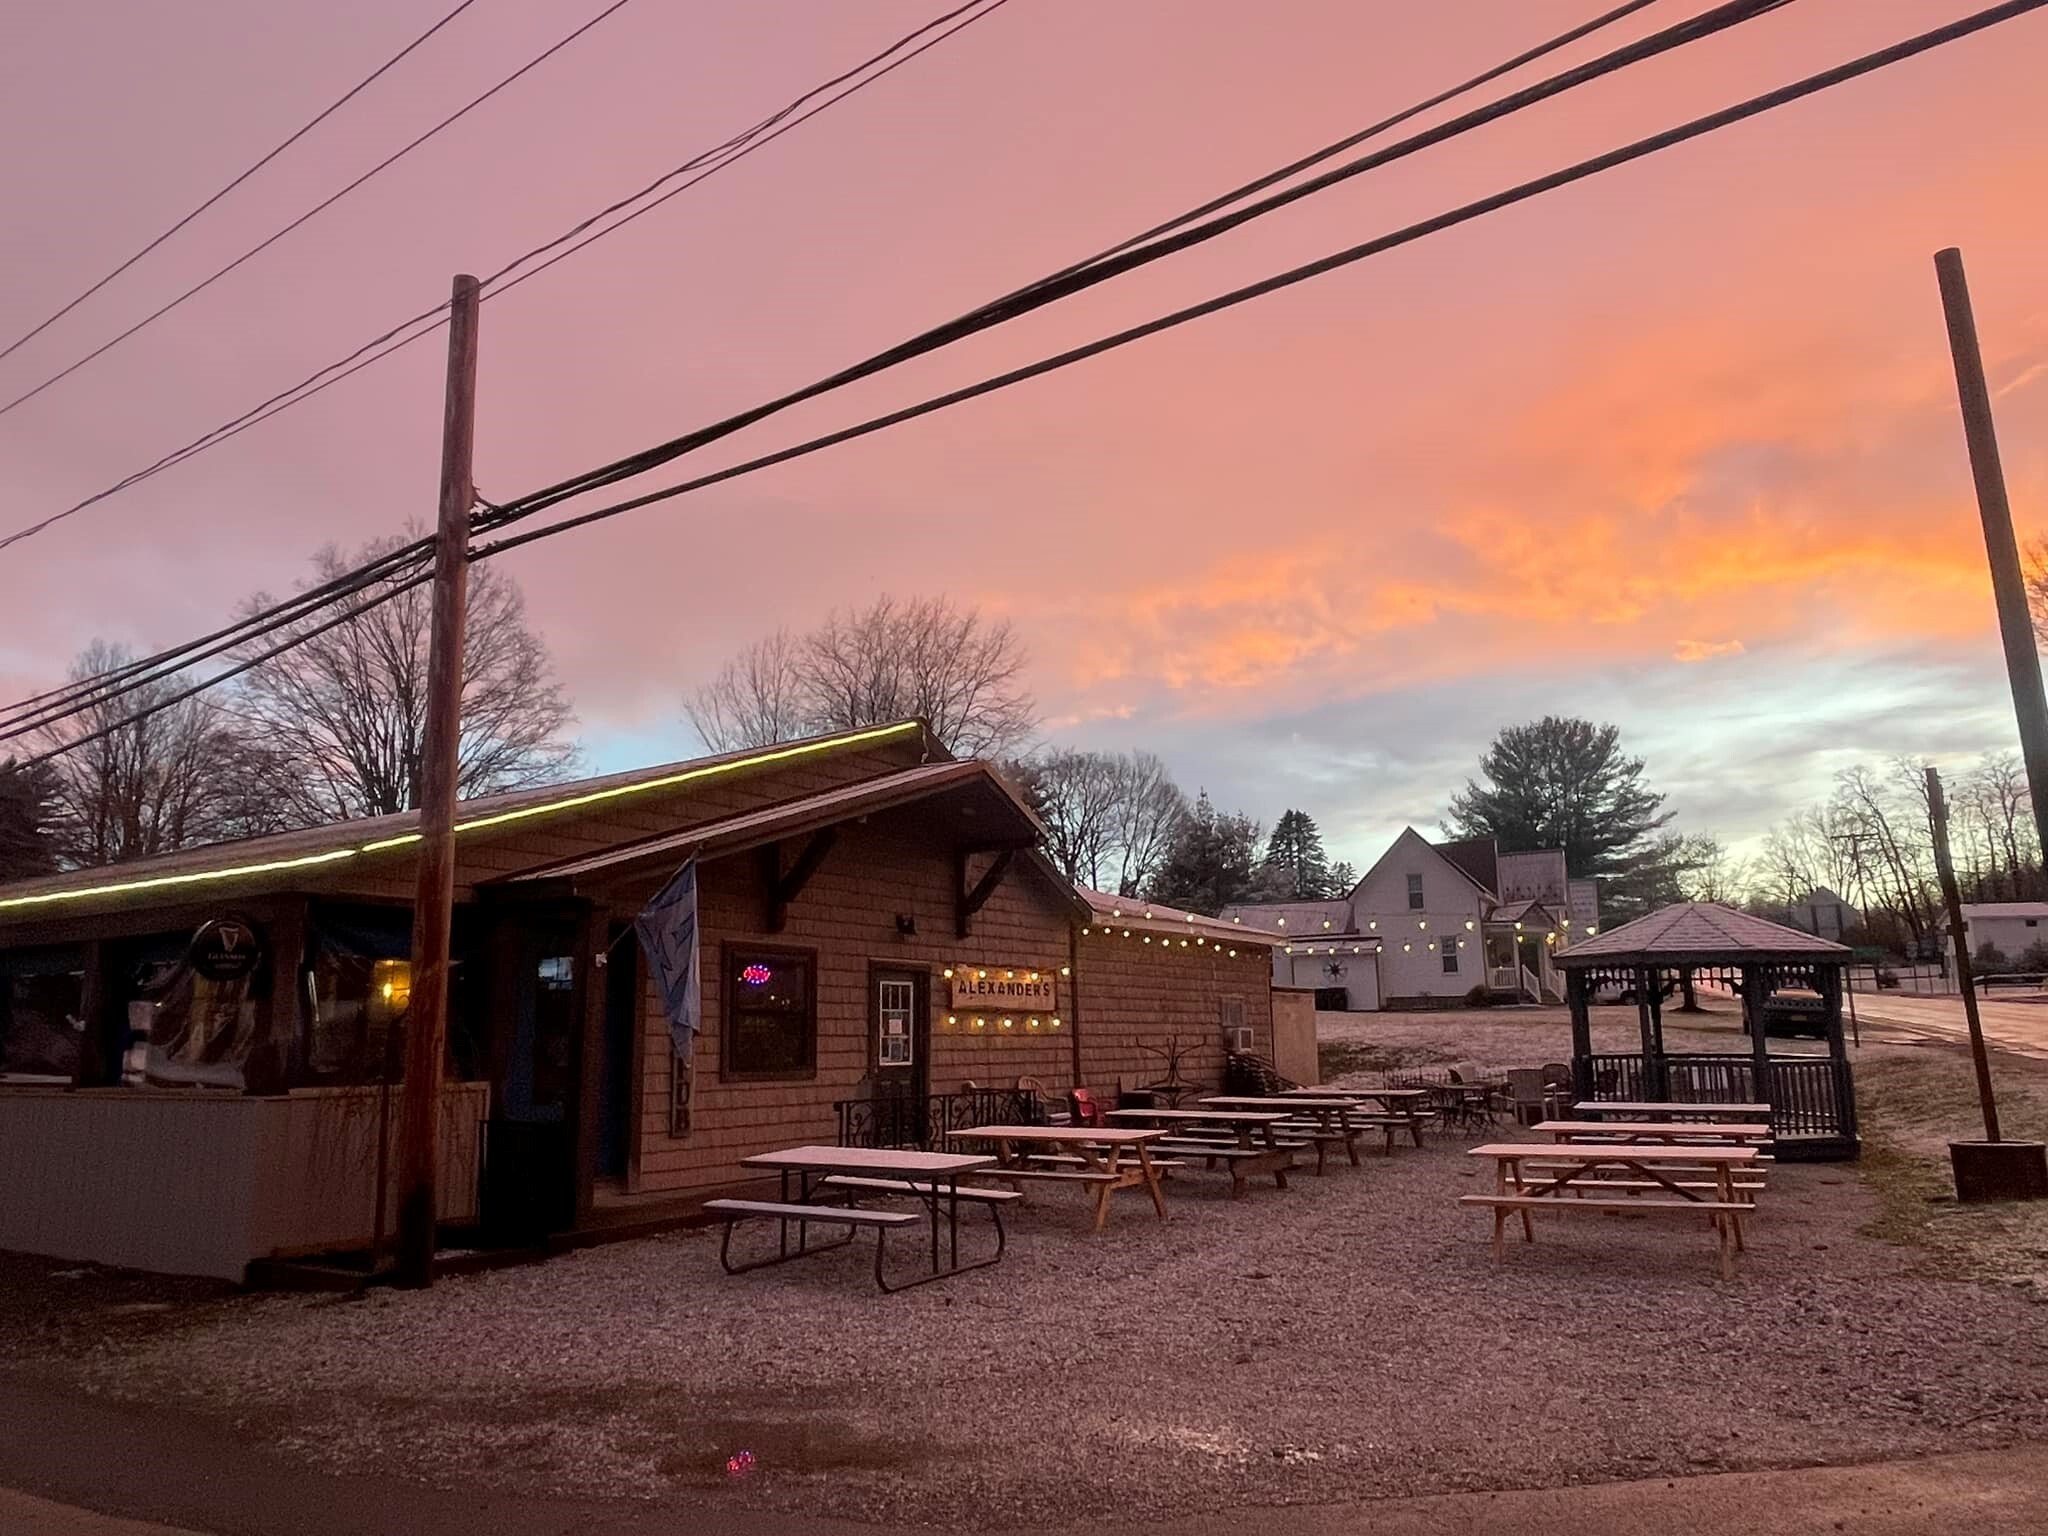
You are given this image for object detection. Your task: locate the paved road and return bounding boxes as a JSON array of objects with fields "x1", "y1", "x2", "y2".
[{"x1": 1851, "y1": 989, "x2": 2048, "y2": 1062}]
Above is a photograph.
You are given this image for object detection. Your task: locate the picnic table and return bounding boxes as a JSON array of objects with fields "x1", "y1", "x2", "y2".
[
  {"x1": 945, "y1": 1125, "x2": 1170, "y2": 1232},
  {"x1": 1103, "y1": 1107, "x2": 1301, "y2": 1195},
  {"x1": 1534, "y1": 1119, "x2": 1772, "y2": 1146},
  {"x1": 1277, "y1": 1085, "x2": 1436, "y2": 1144},
  {"x1": 1462, "y1": 1142, "x2": 1761, "y2": 1280},
  {"x1": 710, "y1": 1145, "x2": 1003, "y2": 1292},
  {"x1": 1198, "y1": 1095, "x2": 1396, "y2": 1166},
  {"x1": 1571, "y1": 1101, "x2": 1770, "y2": 1122}
]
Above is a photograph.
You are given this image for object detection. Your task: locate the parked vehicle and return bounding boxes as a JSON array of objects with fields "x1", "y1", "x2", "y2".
[{"x1": 1761, "y1": 987, "x2": 1827, "y2": 1039}]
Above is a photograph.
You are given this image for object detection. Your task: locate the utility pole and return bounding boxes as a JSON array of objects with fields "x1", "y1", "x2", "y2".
[
  {"x1": 1927, "y1": 767, "x2": 1999, "y2": 1143},
  {"x1": 395, "y1": 274, "x2": 481, "y2": 1288},
  {"x1": 1935, "y1": 248, "x2": 2048, "y2": 865}
]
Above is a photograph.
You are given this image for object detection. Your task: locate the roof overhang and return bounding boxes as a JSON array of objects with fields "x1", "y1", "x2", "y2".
[{"x1": 501, "y1": 759, "x2": 1040, "y2": 887}]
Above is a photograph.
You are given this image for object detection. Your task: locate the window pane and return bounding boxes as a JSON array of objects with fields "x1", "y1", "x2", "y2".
[
  {"x1": 1407, "y1": 874, "x2": 1424, "y2": 909},
  {"x1": 877, "y1": 979, "x2": 914, "y2": 1067},
  {"x1": 0, "y1": 970, "x2": 85, "y2": 1080},
  {"x1": 729, "y1": 952, "x2": 814, "y2": 1076}
]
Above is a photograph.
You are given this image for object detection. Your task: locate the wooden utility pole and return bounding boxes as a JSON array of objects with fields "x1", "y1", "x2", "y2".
[
  {"x1": 395, "y1": 274, "x2": 481, "y2": 1288},
  {"x1": 1927, "y1": 767, "x2": 2001, "y2": 1144},
  {"x1": 1935, "y1": 248, "x2": 2048, "y2": 863}
]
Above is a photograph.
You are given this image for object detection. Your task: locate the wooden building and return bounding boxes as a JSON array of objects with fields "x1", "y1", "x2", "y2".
[{"x1": 0, "y1": 721, "x2": 1276, "y2": 1279}]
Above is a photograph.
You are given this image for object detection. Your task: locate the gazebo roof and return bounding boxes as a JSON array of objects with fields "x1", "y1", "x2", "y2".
[{"x1": 1556, "y1": 901, "x2": 1850, "y2": 968}]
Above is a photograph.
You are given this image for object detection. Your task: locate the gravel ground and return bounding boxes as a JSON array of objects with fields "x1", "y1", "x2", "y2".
[{"x1": 46, "y1": 1059, "x2": 2048, "y2": 1529}]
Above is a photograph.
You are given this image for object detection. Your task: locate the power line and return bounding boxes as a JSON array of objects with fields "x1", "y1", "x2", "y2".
[
  {"x1": 0, "y1": 538, "x2": 435, "y2": 740},
  {"x1": 0, "y1": 0, "x2": 485, "y2": 370},
  {"x1": 468, "y1": 0, "x2": 2045, "y2": 563},
  {"x1": 0, "y1": 0, "x2": 641, "y2": 425},
  {"x1": 18, "y1": 0, "x2": 2040, "y2": 762},
  {"x1": 0, "y1": 0, "x2": 1012, "y2": 558},
  {"x1": 0, "y1": 0, "x2": 1790, "y2": 746},
  {"x1": 482, "y1": 0, "x2": 1800, "y2": 527}
]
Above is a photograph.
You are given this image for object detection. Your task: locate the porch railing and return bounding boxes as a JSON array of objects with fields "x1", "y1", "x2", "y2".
[{"x1": 833, "y1": 1087, "x2": 1045, "y2": 1151}]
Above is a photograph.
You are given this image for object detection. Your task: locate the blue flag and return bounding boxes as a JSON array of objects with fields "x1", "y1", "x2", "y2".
[{"x1": 635, "y1": 857, "x2": 700, "y2": 1058}]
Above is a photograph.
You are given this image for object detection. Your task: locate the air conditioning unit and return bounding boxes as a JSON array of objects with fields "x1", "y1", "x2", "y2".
[{"x1": 1226, "y1": 1025, "x2": 1255, "y2": 1052}]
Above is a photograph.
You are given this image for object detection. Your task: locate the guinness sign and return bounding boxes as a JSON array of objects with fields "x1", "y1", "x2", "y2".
[{"x1": 188, "y1": 915, "x2": 265, "y2": 983}]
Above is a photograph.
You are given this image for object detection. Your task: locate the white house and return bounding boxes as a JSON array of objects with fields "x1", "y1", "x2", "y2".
[
  {"x1": 1952, "y1": 902, "x2": 2048, "y2": 972},
  {"x1": 1223, "y1": 830, "x2": 1596, "y2": 1009}
]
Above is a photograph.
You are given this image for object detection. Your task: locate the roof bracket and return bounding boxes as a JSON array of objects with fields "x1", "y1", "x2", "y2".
[
  {"x1": 761, "y1": 828, "x2": 837, "y2": 934},
  {"x1": 956, "y1": 847, "x2": 1016, "y2": 939}
]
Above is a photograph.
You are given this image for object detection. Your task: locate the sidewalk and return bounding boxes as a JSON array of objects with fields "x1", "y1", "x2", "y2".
[{"x1": 8, "y1": 1441, "x2": 2047, "y2": 1536}]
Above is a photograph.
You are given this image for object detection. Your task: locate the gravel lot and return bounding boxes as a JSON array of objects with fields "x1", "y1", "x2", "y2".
[{"x1": 46, "y1": 1009, "x2": 2048, "y2": 1529}]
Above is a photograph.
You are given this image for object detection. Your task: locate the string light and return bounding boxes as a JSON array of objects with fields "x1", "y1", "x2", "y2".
[
  {"x1": 1418, "y1": 919, "x2": 1428, "y2": 930},
  {"x1": 943, "y1": 967, "x2": 954, "y2": 978},
  {"x1": 1060, "y1": 965, "x2": 1071, "y2": 976},
  {"x1": 1050, "y1": 1016, "x2": 1063, "y2": 1029},
  {"x1": 1464, "y1": 920, "x2": 1475, "y2": 931},
  {"x1": 1368, "y1": 920, "x2": 1377, "y2": 930}
]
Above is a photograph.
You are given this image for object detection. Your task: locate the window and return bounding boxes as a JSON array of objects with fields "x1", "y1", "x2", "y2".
[
  {"x1": 1442, "y1": 946, "x2": 1460, "y2": 975},
  {"x1": 0, "y1": 947, "x2": 86, "y2": 1082},
  {"x1": 1407, "y1": 873, "x2": 1424, "y2": 910},
  {"x1": 877, "y1": 978, "x2": 914, "y2": 1068},
  {"x1": 724, "y1": 947, "x2": 815, "y2": 1079}
]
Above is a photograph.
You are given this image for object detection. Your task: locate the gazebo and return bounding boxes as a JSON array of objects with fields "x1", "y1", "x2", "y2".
[{"x1": 1556, "y1": 902, "x2": 1859, "y2": 1161}]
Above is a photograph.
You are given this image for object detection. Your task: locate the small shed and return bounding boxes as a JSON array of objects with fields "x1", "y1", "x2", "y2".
[{"x1": 1556, "y1": 902, "x2": 1858, "y2": 1161}]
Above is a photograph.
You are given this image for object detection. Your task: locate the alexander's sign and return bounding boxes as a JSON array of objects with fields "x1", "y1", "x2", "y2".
[{"x1": 949, "y1": 967, "x2": 1056, "y2": 1009}]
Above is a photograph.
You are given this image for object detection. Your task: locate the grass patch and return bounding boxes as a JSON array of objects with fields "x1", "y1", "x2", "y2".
[
  {"x1": 1854, "y1": 1044, "x2": 2048, "y2": 1296},
  {"x1": 1317, "y1": 1039, "x2": 1458, "y2": 1080}
]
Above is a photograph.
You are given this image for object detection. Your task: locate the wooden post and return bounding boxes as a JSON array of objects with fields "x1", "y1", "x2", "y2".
[
  {"x1": 1927, "y1": 765, "x2": 2002, "y2": 1143},
  {"x1": 1744, "y1": 963, "x2": 1771, "y2": 1116},
  {"x1": 1935, "y1": 249, "x2": 2048, "y2": 862},
  {"x1": 395, "y1": 273, "x2": 481, "y2": 1288},
  {"x1": 1566, "y1": 970, "x2": 1593, "y2": 1101}
]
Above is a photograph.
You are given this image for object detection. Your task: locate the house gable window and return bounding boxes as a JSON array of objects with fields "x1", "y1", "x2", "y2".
[
  {"x1": 1441, "y1": 945, "x2": 1460, "y2": 975},
  {"x1": 1406, "y1": 873, "x2": 1425, "y2": 910},
  {"x1": 723, "y1": 945, "x2": 816, "y2": 1080}
]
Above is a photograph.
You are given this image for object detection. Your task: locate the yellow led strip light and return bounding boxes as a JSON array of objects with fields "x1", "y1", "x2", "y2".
[{"x1": 0, "y1": 720, "x2": 923, "y2": 913}]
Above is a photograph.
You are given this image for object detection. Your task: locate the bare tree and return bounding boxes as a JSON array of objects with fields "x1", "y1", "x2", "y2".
[
  {"x1": 1105, "y1": 751, "x2": 1186, "y2": 896},
  {"x1": 38, "y1": 641, "x2": 245, "y2": 864},
  {"x1": 229, "y1": 534, "x2": 577, "y2": 823},
  {"x1": 684, "y1": 629, "x2": 807, "y2": 752},
  {"x1": 1014, "y1": 749, "x2": 1120, "y2": 889},
  {"x1": 684, "y1": 594, "x2": 1037, "y2": 757}
]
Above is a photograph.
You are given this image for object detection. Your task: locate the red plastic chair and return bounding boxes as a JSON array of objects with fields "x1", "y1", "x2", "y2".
[{"x1": 1068, "y1": 1087, "x2": 1106, "y2": 1127}]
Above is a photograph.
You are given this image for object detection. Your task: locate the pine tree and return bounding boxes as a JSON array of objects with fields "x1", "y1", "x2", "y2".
[
  {"x1": 0, "y1": 759, "x2": 60, "y2": 880},
  {"x1": 1146, "y1": 792, "x2": 1262, "y2": 915},
  {"x1": 1447, "y1": 717, "x2": 1672, "y2": 878},
  {"x1": 1260, "y1": 809, "x2": 1334, "y2": 899}
]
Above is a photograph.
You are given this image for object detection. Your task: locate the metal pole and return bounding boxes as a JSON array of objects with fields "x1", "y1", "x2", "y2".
[
  {"x1": 1928, "y1": 767, "x2": 2001, "y2": 1143},
  {"x1": 395, "y1": 274, "x2": 481, "y2": 1287},
  {"x1": 1935, "y1": 248, "x2": 2048, "y2": 864}
]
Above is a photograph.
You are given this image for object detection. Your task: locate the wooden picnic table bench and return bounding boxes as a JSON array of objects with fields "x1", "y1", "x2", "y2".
[
  {"x1": 1198, "y1": 1095, "x2": 1388, "y2": 1169},
  {"x1": 1571, "y1": 1101, "x2": 1770, "y2": 1122},
  {"x1": 945, "y1": 1125, "x2": 1170, "y2": 1232},
  {"x1": 1535, "y1": 1119, "x2": 1772, "y2": 1146},
  {"x1": 1104, "y1": 1107, "x2": 1300, "y2": 1195},
  {"x1": 1462, "y1": 1143, "x2": 1760, "y2": 1280},
  {"x1": 721, "y1": 1146, "x2": 1000, "y2": 1292}
]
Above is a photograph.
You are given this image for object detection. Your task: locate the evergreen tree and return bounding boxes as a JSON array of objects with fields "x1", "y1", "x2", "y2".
[
  {"x1": 1327, "y1": 859, "x2": 1358, "y2": 896},
  {"x1": 0, "y1": 758, "x2": 60, "y2": 880},
  {"x1": 1146, "y1": 792, "x2": 1262, "y2": 915},
  {"x1": 1447, "y1": 717, "x2": 1672, "y2": 879},
  {"x1": 1260, "y1": 809, "x2": 1334, "y2": 899}
]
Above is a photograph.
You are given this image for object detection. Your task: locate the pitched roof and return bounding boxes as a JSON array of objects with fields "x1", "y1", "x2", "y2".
[
  {"x1": 505, "y1": 760, "x2": 1028, "y2": 883},
  {"x1": 1078, "y1": 889, "x2": 1275, "y2": 948},
  {"x1": 1214, "y1": 898, "x2": 1352, "y2": 936},
  {"x1": 0, "y1": 720, "x2": 935, "y2": 922},
  {"x1": 1557, "y1": 902, "x2": 1849, "y2": 968},
  {"x1": 1436, "y1": 836, "x2": 1499, "y2": 897}
]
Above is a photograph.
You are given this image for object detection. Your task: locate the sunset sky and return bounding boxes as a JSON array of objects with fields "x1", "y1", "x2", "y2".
[{"x1": 4, "y1": 0, "x2": 2046, "y2": 873}]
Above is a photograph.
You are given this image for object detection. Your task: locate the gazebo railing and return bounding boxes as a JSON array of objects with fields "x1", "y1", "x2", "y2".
[{"x1": 1578, "y1": 1052, "x2": 1854, "y2": 1143}]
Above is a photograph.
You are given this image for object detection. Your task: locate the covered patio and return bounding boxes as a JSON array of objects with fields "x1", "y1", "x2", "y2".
[{"x1": 1557, "y1": 902, "x2": 1859, "y2": 1161}]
